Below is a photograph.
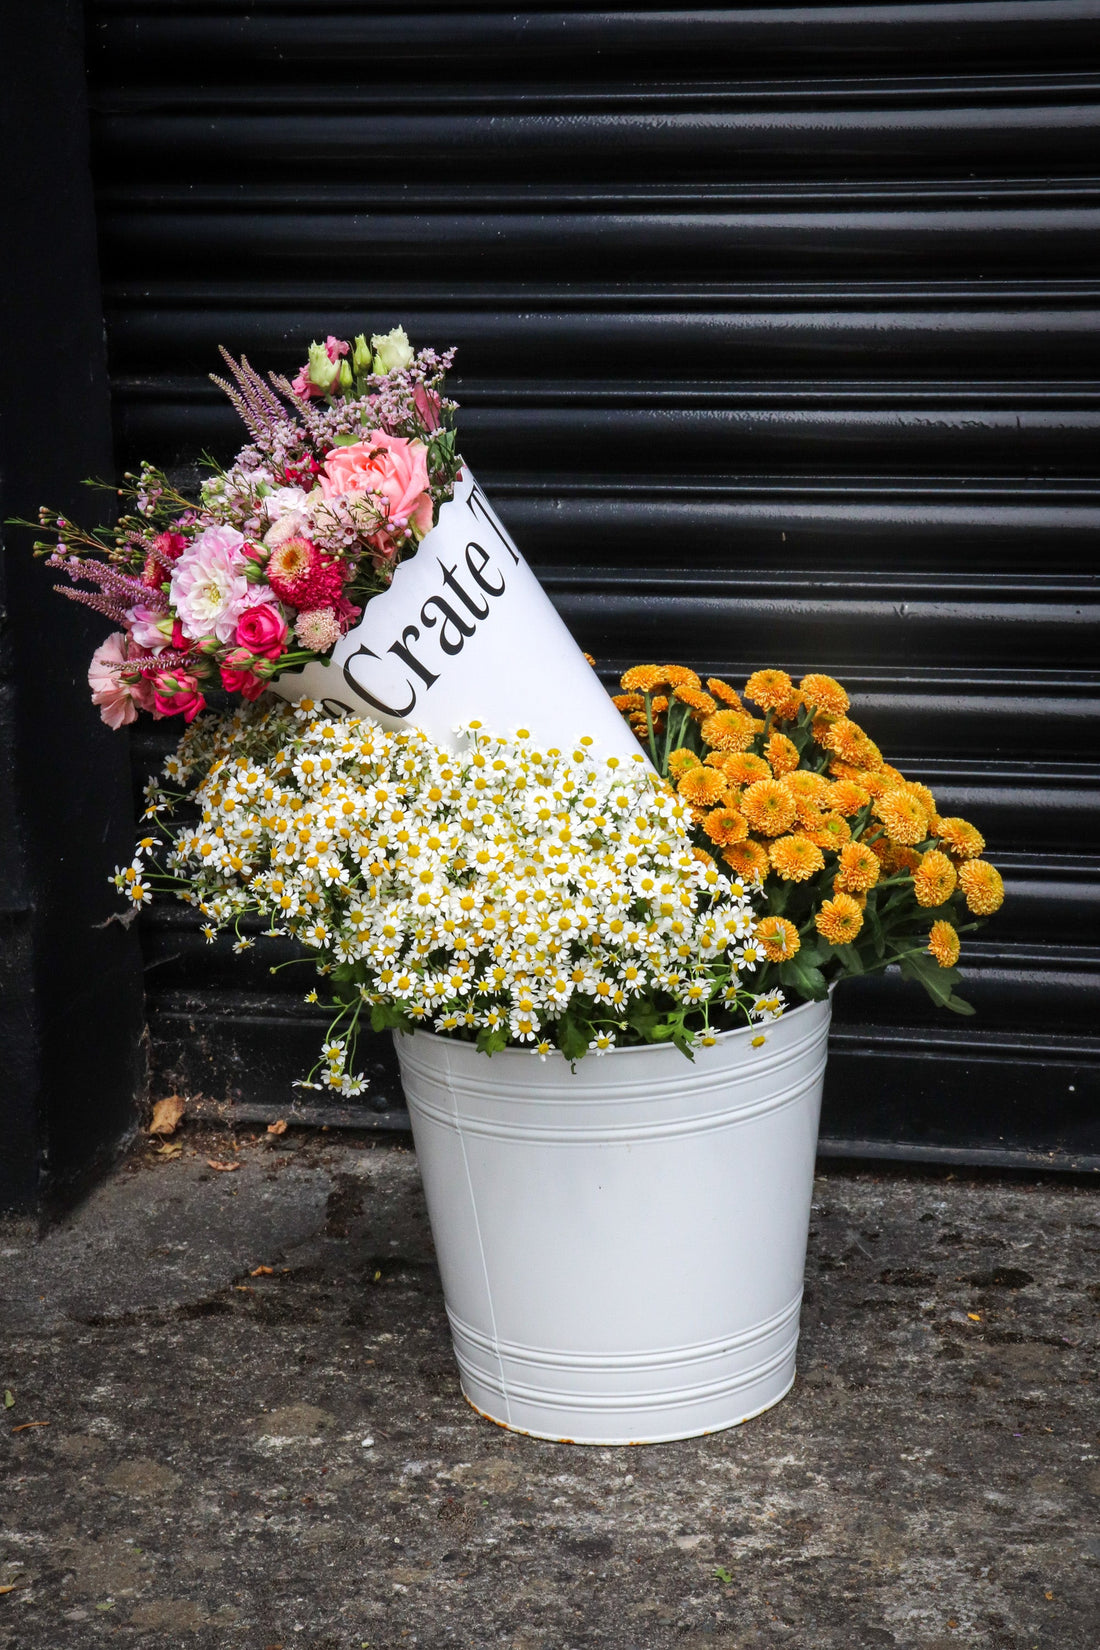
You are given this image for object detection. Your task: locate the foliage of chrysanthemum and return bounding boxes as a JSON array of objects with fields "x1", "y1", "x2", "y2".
[
  {"x1": 123, "y1": 700, "x2": 784, "y2": 1093},
  {"x1": 616, "y1": 663, "x2": 1006, "y2": 1014}
]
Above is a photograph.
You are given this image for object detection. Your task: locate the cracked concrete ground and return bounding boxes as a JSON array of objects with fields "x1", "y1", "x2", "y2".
[{"x1": 1, "y1": 1129, "x2": 1097, "y2": 1649}]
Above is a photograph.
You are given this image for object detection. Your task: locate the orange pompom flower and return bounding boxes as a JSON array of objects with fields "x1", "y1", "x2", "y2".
[
  {"x1": 700, "y1": 708, "x2": 757, "y2": 753},
  {"x1": 712, "y1": 750, "x2": 771, "y2": 785},
  {"x1": 613, "y1": 692, "x2": 645, "y2": 712},
  {"x1": 958, "y1": 859, "x2": 1005, "y2": 915},
  {"x1": 927, "y1": 920, "x2": 961, "y2": 968},
  {"x1": 912, "y1": 849, "x2": 958, "y2": 908},
  {"x1": 765, "y1": 731, "x2": 800, "y2": 776},
  {"x1": 815, "y1": 892, "x2": 865, "y2": 945},
  {"x1": 799, "y1": 673, "x2": 850, "y2": 716},
  {"x1": 677, "y1": 766, "x2": 729, "y2": 809},
  {"x1": 663, "y1": 665, "x2": 702, "y2": 690},
  {"x1": 935, "y1": 816, "x2": 986, "y2": 860},
  {"x1": 702, "y1": 807, "x2": 748, "y2": 847},
  {"x1": 874, "y1": 790, "x2": 931, "y2": 846},
  {"x1": 802, "y1": 811, "x2": 852, "y2": 851},
  {"x1": 673, "y1": 685, "x2": 718, "y2": 718},
  {"x1": 836, "y1": 841, "x2": 880, "y2": 892},
  {"x1": 668, "y1": 747, "x2": 703, "y2": 781},
  {"x1": 741, "y1": 778, "x2": 798, "y2": 837},
  {"x1": 829, "y1": 779, "x2": 872, "y2": 817},
  {"x1": 744, "y1": 668, "x2": 794, "y2": 710},
  {"x1": 706, "y1": 677, "x2": 743, "y2": 708},
  {"x1": 769, "y1": 834, "x2": 825, "y2": 881},
  {"x1": 620, "y1": 664, "x2": 668, "y2": 693},
  {"x1": 755, "y1": 916, "x2": 801, "y2": 961},
  {"x1": 721, "y1": 841, "x2": 769, "y2": 883}
]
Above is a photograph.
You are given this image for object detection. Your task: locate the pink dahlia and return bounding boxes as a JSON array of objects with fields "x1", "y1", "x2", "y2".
[
  {"x1": 265, "y1": 535, "x2": 345, "y2": 611},
  {"x1": 169, "y1": 525, "x2": 252, "y2": 643}
]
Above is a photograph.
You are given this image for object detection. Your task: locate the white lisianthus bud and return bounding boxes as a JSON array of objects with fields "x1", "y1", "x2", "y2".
[{"x1": 370, "y1": 325, "x2": 415, "y2": 374}]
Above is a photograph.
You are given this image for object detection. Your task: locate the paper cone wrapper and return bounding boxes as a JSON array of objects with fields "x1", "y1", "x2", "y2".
[{"x1": 270, "y1": 468, "x2": 644, "y2": 764}]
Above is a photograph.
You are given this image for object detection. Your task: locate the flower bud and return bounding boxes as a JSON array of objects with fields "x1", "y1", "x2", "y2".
[
  {"x1": 337, "y1": 358, "x2": 354, "y2": 393},
  {"x1": 307, "y1": 340, "x2": 341, "y2": 393},
  {"x1": 352, "y1": 333, "x2": 373, "y2": 374},
  {"x1": 370, "y1": 325, "x2": 415, "y2": 374}
]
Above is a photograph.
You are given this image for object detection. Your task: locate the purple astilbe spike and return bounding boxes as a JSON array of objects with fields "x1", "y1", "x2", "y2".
[
  {"x1": 269, "y1": 372, "x2": 330, "y2": 444},
  {"x1": 135, "y1": 651, "x2": 201, "y2": 676},
  {"x1": 213, "y1": 347, "x2": 304, "y2": 451},
  {"x1": 210, "y1": 370, "x2": 261, "y2": 441},
  {"x1": 55, "y1": 585, "x2": 132, "y2": 626},
  {"x1": 49, "y1": 551, "x2": 171, "y2": 612}
]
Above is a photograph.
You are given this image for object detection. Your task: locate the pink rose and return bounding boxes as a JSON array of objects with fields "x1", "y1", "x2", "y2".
[
  {"x1": 153, "y1": 672, "x2": 206, "y2": 723},
  {"x1": 319, "y1": 434, "x2": 433, "y2": 542},
  {"x1": 88, "y1": 632, "x2": 156, "y2": 729},
  {"x1": 234, "y1": 602, "x2": 288, "y2": 658},
  {"x1": 220, "y1": 649, "x2": 268, "y2": 701}
]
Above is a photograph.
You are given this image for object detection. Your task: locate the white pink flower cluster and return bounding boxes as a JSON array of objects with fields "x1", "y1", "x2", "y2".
[{"x1": 39, "y1": 326, "x2": 460, "y2": 728}]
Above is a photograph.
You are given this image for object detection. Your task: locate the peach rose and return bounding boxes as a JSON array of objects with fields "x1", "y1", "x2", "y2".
[{"x1": 319, "y1": 434, "x2": 433, "y2": 541}]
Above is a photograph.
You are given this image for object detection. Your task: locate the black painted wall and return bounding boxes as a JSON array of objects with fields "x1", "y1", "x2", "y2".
[
  {"x1": 71, "y1": 2, "x2": 1100, "y2": 1167},
  {"x1": 0, "y1": 3, "x2": 145, "y2": 1215}
]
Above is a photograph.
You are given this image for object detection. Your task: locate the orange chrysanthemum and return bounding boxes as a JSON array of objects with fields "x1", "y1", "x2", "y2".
[
  {"x1": 650, "y1": 695, "x2": 669, "y2": 714},
  {"x1": 755, "y1": 916, "x2": 801, "y2": 961},
  {"x1": 677, "y1": 767, "x2": 729, "y2": 808},
  {"x1": 721, "y1": 841, "x2": 769, "y2": 883},
  {"x1": 673, "y1": 685, "x2": 718, "y2": 718},
  {"x1": 832, "y1": 877, "x2": 867, "y2": 909},
  {"x1": 668, "y1": 747, "x2": 703, "y2": 781},
  {"x1": 711, "y1": 750, "x2": 771, "y2": 785},
  {"x1": 874, "y1": 790, "x2": 931, "y2": 846},
  {"x1": 741, "y1": 778, "x2": 798, "y2": 837},
  {"x1": 706, "y1": 677, "x2": 743, "y2": 708},
  {"x1": 899, "y1": 778, "x2": 938, "y2": 819},
  {"x1": 815, "y1": 892, "x2": 865, "y2": 945},
  {"x1": 958, "y1": 859, "x2": 1005, "y2": 915},
  {"x1": 829, "y1": 779, "x2": 872, "y2": 817},
  {"x1": 765, "y1": 731, "x2": 800, "y2": 777},
  {"x1": 613, "y1": 692, "x2": 644, "y2": 712},
  {"x1": 769, "y1": 834, "x2": 826, "y2": 881},
  {"x1": 816, "y1": 716, "x2": 869, "y2": 763},
  {"x1": 934, "y1": 816, "x2": 986, "y2": 860},
  {"x1": 836, "y1": 841, "x2": 880, "y2": 892},
  {"x1": 882, "y1": 843, "x2": 923, "y2": 875},
  {"x1": 700, "y1": 708, "x2": 758, "y2": 753},
  {"x1": 912, "y1": 848, "x2": 957, "y2": 908},
  {"x1": 663, "y1": 665, "x2": 702, "y2": 690},
  {"x1": 620, "y1": 664, "x2": 668, "y2": 693},
  {"x1": 744, "y1": 668, "x2": 794, "y2": 710},
  {"x1": 692, "y1": 845, "x2": 717, "y2": 867},
  {"x1": 799, "y1": 673, "x2": 850, "y2": 716},
  {"x1": 927, "y1": 919, "x2": 961, "y2": 968},
  {"x1": 702, "y1": 807, "x2": 748, "y2": 847},
  {"x1": 771, "y1": 693, "x2": 803, "y2": 723},
  {"x1": 801, "y1": 811, "x2": 852, "y2": 851}
]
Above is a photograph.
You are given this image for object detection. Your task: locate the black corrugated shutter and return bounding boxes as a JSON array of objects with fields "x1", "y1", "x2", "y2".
[{"x1": 85, "y1": 2, "x2": 1100, "y2": 1167}]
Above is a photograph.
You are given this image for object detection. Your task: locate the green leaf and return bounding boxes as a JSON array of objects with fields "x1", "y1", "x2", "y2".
[
  {"x1": 555, "y1": 1013, "x2": 590, "y2": 1063},
  {"x1": 475, "y1": 1025, "x2": 509, "y2": 1056},
  {"x1": 898, "y1": 952, "x2": 975, "y2": 1014},
  {"x1": 3, "y1": 1390, "x2": 13, "y2": 1409},
  {"x1": 331, "y1": 431, "x2": 362, "y2": 446},
  {"x1": 714, "y1": 1566, "x2": 735, "y2": 1585},
  {"x1": 778, "y1": 957, "x2": 829, "y2": 1000},
  {"x1": 830, "y1": 943, "x2": 864, "y2": 976}
]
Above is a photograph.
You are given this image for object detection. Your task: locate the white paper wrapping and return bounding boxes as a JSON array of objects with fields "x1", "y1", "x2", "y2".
[{"x1": 269, "y1": 467, "x2": 644, "y2": 762}]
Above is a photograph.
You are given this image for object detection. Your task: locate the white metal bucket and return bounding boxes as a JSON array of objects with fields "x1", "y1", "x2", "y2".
[{"x1": 394, "y1": 996, "x2": 831, "y2": 1445}]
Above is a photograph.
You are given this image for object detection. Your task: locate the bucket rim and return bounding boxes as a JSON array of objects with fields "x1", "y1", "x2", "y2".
[{"x1": 395, "y1": 984, "x2": 833, "y2": 1068}]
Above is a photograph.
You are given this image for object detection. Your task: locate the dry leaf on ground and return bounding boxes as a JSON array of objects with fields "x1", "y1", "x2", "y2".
[
  {"x1": 207, "y1": 1160, "x2": 241, "y2": 1173},
  {"x1": 149, "y1": 1095, "x2": 186, "y2": 1135},
  {"x1": 267, "y1": 1119, "x2": 288, "y2": 1136},
  {"x1": 154, "y1": 1140, "x2": 182, "y2": 1159},
  {"x1": 250, "y1": 1265, "x2": 274, "y2": 1277}
]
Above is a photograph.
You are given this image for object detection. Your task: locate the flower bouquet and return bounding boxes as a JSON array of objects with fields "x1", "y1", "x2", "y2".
[{"x1": 25, "y1": 326, "x2": 634, "y2": 757}]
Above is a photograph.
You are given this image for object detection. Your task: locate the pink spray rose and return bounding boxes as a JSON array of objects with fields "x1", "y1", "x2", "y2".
[
  {"x1": 220, "y1": 649, "x2": 269, "y2": 702},
  {"x1": 88, "y1": 632, "x2": 156, "y2": 729},
  {"x1": 234, "y1": 601, "x2": 288, "y2": 659},
  {"x1": 319, "y1": 434, "x2": 433, "y2": 551},
  {"x1": 126, "y1": 603, "x2": 174, "y2": 652},
  {"x1": 153, "y1": 672, "x2": 206, "y2": 723}
]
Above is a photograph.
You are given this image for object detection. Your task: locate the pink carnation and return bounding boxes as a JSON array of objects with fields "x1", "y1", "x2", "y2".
[
  {"x1": 88, "y1": 632, "x2": 156, "y2": 729},
  {"x1": 319, "y1": 434, "x2": 433, "y2": 553}
]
